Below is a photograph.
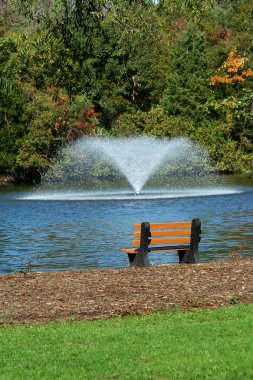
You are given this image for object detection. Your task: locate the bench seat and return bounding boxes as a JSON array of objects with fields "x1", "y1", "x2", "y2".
[{"x1": 121, "y1": 219, "x2": 201, "y2": 266}]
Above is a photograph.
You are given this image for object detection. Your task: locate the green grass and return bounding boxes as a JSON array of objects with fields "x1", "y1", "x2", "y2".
[{"x1": 1, "y1": 305, "x2": 253, "y2": 380}]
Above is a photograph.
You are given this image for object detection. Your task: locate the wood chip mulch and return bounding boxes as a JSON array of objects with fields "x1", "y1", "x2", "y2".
[{"x1": 0, "y1": 256, "x2": 253, "y2": 324}]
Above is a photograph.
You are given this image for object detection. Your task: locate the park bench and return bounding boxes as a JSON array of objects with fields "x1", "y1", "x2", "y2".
[{"x1": 121, "y1": 219, "x2": 201, "y2": 266}]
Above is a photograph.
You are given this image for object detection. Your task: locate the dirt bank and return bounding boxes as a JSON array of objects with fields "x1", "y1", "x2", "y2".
[{"x1": 0, "y1": 256, "x2": 252, "y2": 324}]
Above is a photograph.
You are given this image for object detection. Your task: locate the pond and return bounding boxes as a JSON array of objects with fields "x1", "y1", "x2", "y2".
[{"x1": 0, "y1": 174, "x2": 253, "y2": 274}]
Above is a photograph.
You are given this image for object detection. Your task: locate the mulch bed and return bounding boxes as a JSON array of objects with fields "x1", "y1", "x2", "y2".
[{"x1": 0, "y1": 255, "x2": 253, "y2": 324}]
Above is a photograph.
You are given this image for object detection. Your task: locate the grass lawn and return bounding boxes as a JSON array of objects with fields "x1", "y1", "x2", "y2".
[{"x1": 0, "y1": 304, "x2": 253, "y2": 380}]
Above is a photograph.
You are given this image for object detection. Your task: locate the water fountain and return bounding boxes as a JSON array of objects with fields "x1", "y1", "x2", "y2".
[
  {"x1": 88, "y1": 137, "x2": 209, "y2": 195},
  {"x1": 4, "y1": 136, "x2": 251, "y2": 274},
  {"x1": 23, "y1": 136, "x2": 241, "y2": 200}
]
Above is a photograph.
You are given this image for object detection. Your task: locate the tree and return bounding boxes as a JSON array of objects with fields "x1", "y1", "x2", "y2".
[
  {"x1": 161, "y1": 25, "x2": 213, "y2": 122},
  {"x1": 0, "y1": 31, "x2": 28, "y2": 176},
  {"x1": 97, "y1": 0, "x2": 166, "y2": 119},
  {"x1": 210, "y1": 49, "x2": 253, "y2": 133},
  {"x1": 15, "y1": 84, "x2": 99, "y2": 181},
  {"x1": 210, "y1": 50, "x2": 253, "y2": 88}
]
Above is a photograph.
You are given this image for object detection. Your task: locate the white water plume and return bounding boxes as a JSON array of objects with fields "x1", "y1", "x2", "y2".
[{"x1": 43, "y1": 136, "x2": 214, "y2": 194}]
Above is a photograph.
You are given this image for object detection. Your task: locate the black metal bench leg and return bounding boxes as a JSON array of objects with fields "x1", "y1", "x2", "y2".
[
  {"x1": 178, "y1": 249, "x2": 200, "y2": 264},
  {"x1": 128, "y1": 252, "x2": 150, "y2": 267},
  {"x1": 189, "y1": 218, "x2": 201, "y2": 263},
  {"x1": 178, "y1": 219, "x2": 201, "y2": 263},
  {"x1": 188, "y1": 250, "x2": 200, "y2": 263},
  {"x1": 128, "y1": 221, "x2": 151, "y2": 267},
  {"x1": 178, "y1": 250, "x2": 189, "y2": 263}
]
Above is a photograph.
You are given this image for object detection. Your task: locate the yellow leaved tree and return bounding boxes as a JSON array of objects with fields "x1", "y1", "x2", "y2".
[{"x1": 211, "y1": 50, "x2": 253, "y2": 86}]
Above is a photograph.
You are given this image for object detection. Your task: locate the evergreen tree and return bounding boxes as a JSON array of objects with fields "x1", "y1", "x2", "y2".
[{"x1": 161, "y1": 25, "x2": 212, "y2": 122}]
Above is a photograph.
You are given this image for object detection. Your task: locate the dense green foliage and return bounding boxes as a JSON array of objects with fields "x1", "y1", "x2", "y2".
[
  {"x1": 0, "y1": 0, "x2": 253, "y2": 181},
  {"x1": 1, "y1": 305, "x2": 253, "y2": 379}
]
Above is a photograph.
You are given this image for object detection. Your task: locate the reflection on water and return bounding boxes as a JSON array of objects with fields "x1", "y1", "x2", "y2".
[{"x1": 0, "y1": 175, "x2": 253, "y2": 274}]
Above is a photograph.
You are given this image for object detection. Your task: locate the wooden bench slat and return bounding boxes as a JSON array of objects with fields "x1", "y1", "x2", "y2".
[
  {"x1": 133, "y1": 237, "x2": 191, "y2": 246},
  {"x1": 134, "y1": 229, "x2": 191, "y2": 238},
  {"x1": 121, "y1": 248, "x2": 138, "y2": 253},
  {"x1": 134, "y1": 221, "x2": 191, "y2": 230}
]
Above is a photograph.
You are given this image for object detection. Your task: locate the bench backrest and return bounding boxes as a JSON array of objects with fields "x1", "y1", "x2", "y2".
[{"x1": 133, "y1": 220, "x2": 201, "y2": 252}]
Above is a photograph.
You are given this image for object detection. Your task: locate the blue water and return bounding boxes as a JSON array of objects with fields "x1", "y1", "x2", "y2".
[{"x1": 1, "y1": 177, "x2": 253, "y2": 273}]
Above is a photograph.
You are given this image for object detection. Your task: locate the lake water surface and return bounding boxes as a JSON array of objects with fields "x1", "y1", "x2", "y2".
[{"x1": 1, "y1": 175, "x2": 253, "y2": 274}]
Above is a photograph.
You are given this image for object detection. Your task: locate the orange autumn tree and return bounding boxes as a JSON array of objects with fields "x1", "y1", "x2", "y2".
[
  {"x1": 210, "y1": 50, "x2": 253, "y2": 123},
  {"x1": 210, "y1": 50, "x2": 253, "y2": 86}
]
